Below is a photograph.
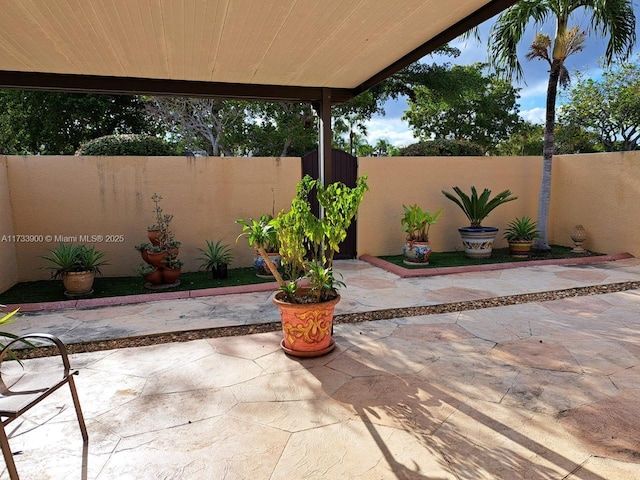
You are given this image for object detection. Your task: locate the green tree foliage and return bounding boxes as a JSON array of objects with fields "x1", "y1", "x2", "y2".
[
  {"x1": 402, "y1": 64, "x2": 521, "y2": 153},
  {"x1": 0, "y1": 91, "x2": 155, "y2": 155},
  {"x1": 372, "y1": 139, "x2": 400, "y2": 157},
  {"x1": 489, "y1": 0, "x2": 636, "y2": 249},
  {"x1": 76, "y1": 134, "x2": 180, "y2": 156},
  {"x1": 559, "y1": 60, "x2": 640, "y2": 152},
  {"x1": 146, "y1": 97, "x2": 249, "y2": 156},
  {"x1": 399, "y1": 139, "x2": 485, "y2": 156},
  {"x1": 553, "y1": 123, "x2": 603, "y2": 154},
  {"x1": 332, "y1": 91, "x2": 384, "y2": 156},
  {"x1": 495, "y1": 122, "x2": 544, "y2": 156},
  {"x1": 245, "y1": 102, "x2": 317, "y2": 157}
]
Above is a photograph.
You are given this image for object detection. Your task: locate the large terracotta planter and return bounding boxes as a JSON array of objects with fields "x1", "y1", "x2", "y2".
[
  {"x1": 458, "y1": 227, "x2": 499, "y2": 259},
  {"x1": 62, "y1": 271, "x2": 95, "y2": 296},
  {"x1": 273, "y1": 291, "x2": 340, "y2": 357},
  {"x1": 403, "y1": 240, "x2": 432, "y2": 264}
]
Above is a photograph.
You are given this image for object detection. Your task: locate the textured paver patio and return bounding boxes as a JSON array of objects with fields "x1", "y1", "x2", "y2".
[{"x1": 1, "y1": 258, "x2": 639, "y2": 479}]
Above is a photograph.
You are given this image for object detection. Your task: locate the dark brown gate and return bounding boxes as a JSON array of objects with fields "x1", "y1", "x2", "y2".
[{"x1": 301, "y1": 149, "x2": 358, "y2": 259}]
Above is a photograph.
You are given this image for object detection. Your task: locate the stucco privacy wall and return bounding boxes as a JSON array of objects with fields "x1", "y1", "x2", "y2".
[
  {"x1": 552, "y1": 152, "x2": 640, "y2": 258},
  {"x1": 7, "y1": 156, "x2": 300, "y2": 281},
  {"x1": 0, "y1": 156, "x2": 18, "y2": 292},
  {"x1": 357, "y1": 156, "x2": 543, "y2": 256},
  {"x1": 2, "y1": 152, "x2": 639, "y2": 286}
]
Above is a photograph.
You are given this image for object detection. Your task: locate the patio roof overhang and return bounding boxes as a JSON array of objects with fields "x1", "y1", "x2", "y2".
[
  {"x1": 0, "y1": 0, "x2": 517, "y2": 102},
  {"x1": 0, "y1": 0, "x2": 518, "y2": 180}
]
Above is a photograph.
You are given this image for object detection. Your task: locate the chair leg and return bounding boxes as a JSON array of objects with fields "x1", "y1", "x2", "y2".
[
  {"x1": 67, "y1": 376, "x2": 88, "y2": 442},
  {"x1": 0, "y1": 425, "x2": 19, "y2": 480}
]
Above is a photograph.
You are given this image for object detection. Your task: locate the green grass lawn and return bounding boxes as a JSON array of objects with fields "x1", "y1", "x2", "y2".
[
  {"x1": 380, "y1": 245, "x2": 602, "y2": 269},
  {"x1": 0, "y1": 246, "x2": 601, "y2": 304},
  {"x1": 0, "y1": 268, "x2": 275, "y2": 304}
]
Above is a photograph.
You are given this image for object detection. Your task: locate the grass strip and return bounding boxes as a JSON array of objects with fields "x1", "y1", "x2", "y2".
[{"x1": 381, "y1": 245, "x2": 602, "y2": 269}]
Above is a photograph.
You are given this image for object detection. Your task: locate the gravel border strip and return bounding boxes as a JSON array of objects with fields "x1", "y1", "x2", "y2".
[{"x1": 16, "y1": 280, "x2": 640, "y2": 359}]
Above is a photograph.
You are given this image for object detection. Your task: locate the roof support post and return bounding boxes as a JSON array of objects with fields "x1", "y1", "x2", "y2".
[{"x1": 318, "y1": 88, "x2": 333, "y2": 186}]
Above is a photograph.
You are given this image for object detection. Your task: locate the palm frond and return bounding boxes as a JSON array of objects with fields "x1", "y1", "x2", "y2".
[
  {"x1": 589, "y1": 0, "x2": 636, "y2": 65},
  {"x1": 559, "y1": 66, "x2": 571, "y2": 88},
  {"x1": 489, "y1": 0, "x2": 551, "y2": 81}
]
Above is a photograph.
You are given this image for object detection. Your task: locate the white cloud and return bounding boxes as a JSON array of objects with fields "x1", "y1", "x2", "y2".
[
  {"x1": 519, "y1": 79, "x2": 548, "y2": 99},
  {"x1": 520, "y1": 107, "x2": 545, "y2": 124},
  {"x1": 364, "y1": 116, "x2": 417, "y2": 148}
]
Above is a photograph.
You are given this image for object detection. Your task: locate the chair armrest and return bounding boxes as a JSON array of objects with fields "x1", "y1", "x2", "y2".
[{"x1": 0, "y1": 333, "x2": 73, "y2": 371}]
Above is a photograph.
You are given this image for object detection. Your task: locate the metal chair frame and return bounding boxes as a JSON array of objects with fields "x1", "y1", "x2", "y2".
[{"x1": 0, "y1": 334, "x2": 87, "y2": 479}]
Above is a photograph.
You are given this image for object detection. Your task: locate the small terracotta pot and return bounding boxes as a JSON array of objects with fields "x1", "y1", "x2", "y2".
[
  {"x1": 162, "y1": 267, "x2": 181, "y2": 284},
  {"x1": 146, "y1": 250, "x2": 168, "y2": 267},
  {"x1": 147, "y1": 229, "x2": 161, "y2": 246},
  {"x1": 143, "y1": 268, "x2": 163, "y2": 285}
]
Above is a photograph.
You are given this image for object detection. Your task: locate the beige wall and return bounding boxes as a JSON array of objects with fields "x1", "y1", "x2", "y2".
[
  {"x1": 1, "y1": 152, "x2": 639, "y2": 289},
  {"x1": 7, "y1": 156, "x2": 300, "y2": 281},
  {"x1": 357, "y1": 156, "x2": 543, "y2": 256},
  {"x1": 0, "y1": 156, "x2": 19, "y2": 292},
  {"x1": 551, "y1": 152, "x2": 640, "y2": 257}
]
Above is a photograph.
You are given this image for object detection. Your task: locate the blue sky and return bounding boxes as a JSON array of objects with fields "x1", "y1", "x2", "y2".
[{"x1": 365, "y1": 5, "x2": 640, "y2": 147}]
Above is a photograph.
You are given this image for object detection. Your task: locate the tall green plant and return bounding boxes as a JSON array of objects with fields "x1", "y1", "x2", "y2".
[
  {"x1": 442, "y1": 186, "x2": 517, "y2": 228},
  {"x1": 401, "y1": 204, "x2": 443, "y2": 242},
  {"x1": 273, "y1": 174, "x2": 369, "y2": 303}
]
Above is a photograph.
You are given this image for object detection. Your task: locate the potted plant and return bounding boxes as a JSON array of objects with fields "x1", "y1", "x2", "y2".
[
  {"x1": 442, "y1": 186, "x2": 517, "y2": 259},
  {"x1": 136, "y1": 194, "x2": 183, "y2": 287},
  {"x1": 161, "y1": 256, "x2": 183, "y2": 285},
  {"x1": 145, "y1": 244, "x2": 168, "y2": 268},
  {"x1": 135, "y1": 263, "x2": 163, "y2": 286},
  {"x1": 244, "y1": 174, "x2": 369, "y2": 357},
  {"x1": 401, "y1": 204, "x2": 443, "y2": 264},
  {"x1": 42, "y1": 243, "x2": 108, "y2": 296},
  {"x1": 197, "y1": 239, "x2": 233, "y2": 279},
  {"x1": 503, "y1": 216, "x2": 540, "y2": 258},
  {"x1": 236, "y1": 214, "x2": 282, "y2": 277},
  {"x1": 134, "y1": 243, "x2": 152, "y2": 263},
  {"x1": 147, "y1": 193, "x2": 173, "y2": 245}
]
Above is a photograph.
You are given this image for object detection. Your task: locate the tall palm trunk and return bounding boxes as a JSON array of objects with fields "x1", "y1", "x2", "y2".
[{"x1": 535, "y1": 60, "x2": 562, "y2": 252}]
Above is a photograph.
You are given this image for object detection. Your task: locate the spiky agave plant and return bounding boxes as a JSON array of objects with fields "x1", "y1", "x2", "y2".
[{"x1": 442, "y1": 186, "x2": 517, "y2": 228}]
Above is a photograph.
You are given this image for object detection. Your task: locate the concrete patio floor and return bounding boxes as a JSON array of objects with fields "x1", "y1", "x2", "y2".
[{"x1": 1, "y1": 258, "x2": 640, "y2": 479}]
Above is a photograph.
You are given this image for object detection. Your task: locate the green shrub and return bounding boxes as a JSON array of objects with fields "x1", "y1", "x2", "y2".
[
  {"x1": 75, "y1": 134, "x2": 180, "y2": 156},
  {"x1": 399, "y1": 139, "x2": 485, "y2": 156}
]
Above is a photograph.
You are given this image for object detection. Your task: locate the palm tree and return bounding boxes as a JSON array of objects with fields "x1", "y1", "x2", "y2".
[{"x1": 489, "y1": 0, "x2": 635, "y2": 250}]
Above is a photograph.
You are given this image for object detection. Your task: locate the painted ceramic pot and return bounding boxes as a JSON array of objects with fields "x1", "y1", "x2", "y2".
[
  {"x1": 458, "y1": 227, "x2": 499, "y2": 259},
  {"x1": 273, "y1": 290, "x2": 340, "y2": 355},
  {"x1": 403, "y1": 240, "x2": 432, "y2": 264},
  {"x1": 254, "y1": 252, "x2": 282, "y2": 277}
]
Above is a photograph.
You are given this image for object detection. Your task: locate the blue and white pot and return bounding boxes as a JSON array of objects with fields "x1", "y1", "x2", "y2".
[
  {"x1": 254, "y1": 252, "x2": 282, "y2": 277},
  {"x1": 403, "y1": 240, "x2": 432, "y2": 265},
  {"x1": 458, "y1": 227, "x2": 498, "y2": 259}
]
